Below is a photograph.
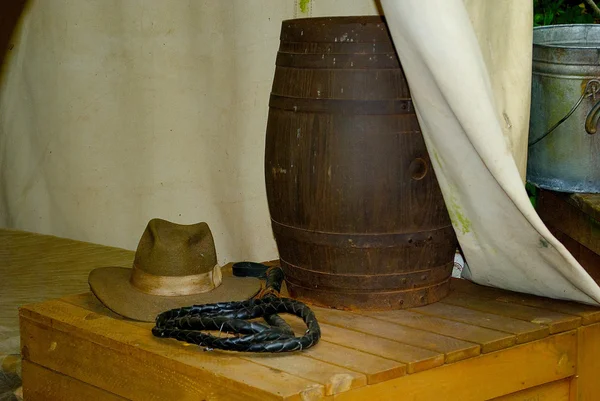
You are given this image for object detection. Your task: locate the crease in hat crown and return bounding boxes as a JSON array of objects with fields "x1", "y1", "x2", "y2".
[{"x1": 128, "y1": 218, "x2": 222, "y2": 296}]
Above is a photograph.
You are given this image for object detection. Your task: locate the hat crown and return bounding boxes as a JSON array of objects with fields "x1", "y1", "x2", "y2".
[{"x1": 133, "y1": 218, "x2": 217, "y2": 276}]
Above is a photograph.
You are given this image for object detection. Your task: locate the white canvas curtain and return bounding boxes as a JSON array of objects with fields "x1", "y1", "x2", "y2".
[
  {"x1": 1, "y1": 0, "x2": 599, "y2": 305},
  {"x1": 381, "y1": 0, "x2": 600, "y2": 305}
]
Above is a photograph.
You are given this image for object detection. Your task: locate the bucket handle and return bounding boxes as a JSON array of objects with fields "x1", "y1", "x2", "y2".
[
  {"x1": 585, "y1": 97, "x2": 600, "y2": 135},
  {"x1": 529, "y1": 79, "x2": 600, "y2": 147}
]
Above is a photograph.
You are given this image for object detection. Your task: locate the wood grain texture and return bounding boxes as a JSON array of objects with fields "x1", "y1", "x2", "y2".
[
  {"x1": 362, "y1": 308, "x2": 516, "y2": 353},
  {"x1": 574, "y1": 323, "x2": 600, "y2": 401},
  {"x1": 264, "y1": 16, "x2": 457, "y2": 310},
  {"x1": 409, "y1": 301, "x2": 550, "y2": 343},
  {"x1": 284, "y1": 317, "x2": 407, "y2": 385},
  {"x1": 548, "y1": 226, "x2": 600, "y2": 287},
  {"x1": 292, "y1": 340, "x2": 406, "y2": 386},
  {"x1": 451, "y1": 278, "x2": 600, "y2": 326},
  {"x1": 66, "y1": 291, "x2": 404, "y2": 387},
  {"x1": 20, "y1": 300, "x2": 325, "y2": 401},
  {"x1": 279, "y1": 281, "x2": 444, "y2": 373},
  {"x1": 335, "y1": 331, "x2": 577, "y2": 401},
  {"x1": 567, "y1": 193, "x2": 600, "y2": 223},
  {"x1": 12, "y1": 230, "x2": 600, "y2": 400},
  {"x1": 441, "y1": 291, "x2": 581, "y2": 334},
  {"x1": 21, "y1": 318, "x2": 275, "y2": 401},
  {"x1": 1, "y1": 229, "x2": 134, "y2": 329},
  {"x1": 312, "y1": 306, "x2": 480, "y2": 363},
  {"x1": 536, "y1": 190, "x2": 600, "y2": 285},
  {"x1": 312, "y1": 322, "x2": 444, "y2": 374},
  {"x1": 22, "y1": 360, "x2": 127, "y2": 401},
  {"x1": 488, "y1": 379, "x2": 570, "y2": 401},
  {"x1": 242, "y1": 353, "x2": 366, "y2": 396},
  {"x1": 537, "y1": 190, "x2": 600, "y2": 253}
]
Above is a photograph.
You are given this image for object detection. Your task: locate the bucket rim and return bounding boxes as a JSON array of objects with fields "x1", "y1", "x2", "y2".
[{"x1": 533, "y1": 23, "x2": 600, "y2": 49}]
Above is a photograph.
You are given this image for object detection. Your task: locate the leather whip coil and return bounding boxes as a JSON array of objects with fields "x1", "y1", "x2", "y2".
[{"x1": 151, "y1": 264, "x2": 321, "y2": 353}]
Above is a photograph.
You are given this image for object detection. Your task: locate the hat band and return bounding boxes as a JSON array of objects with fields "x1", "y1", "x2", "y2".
[{"x1": 129, "y1": 264, "x2": 223, "y2": 296}]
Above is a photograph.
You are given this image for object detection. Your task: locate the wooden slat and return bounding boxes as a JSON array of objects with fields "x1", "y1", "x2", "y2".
[
  {"x1": 441, "y1": 292, "x2": 581, "y2": 334},
  {"x1": 574, "y1": 322, "x2": 600, "y2": 400},
  {"x1": 291, "y1": 341, "x2": 405, "y2": 385},
  {"x1": 284, "y1": 317, "x2": 406, "y2": 384},
  {"x1": 242, "y1": 353, "x2": 366, "y2": 396},
  {"x1": 64, "y1": 292, "x2": 444, "y2": 375},
  {"x1": 313, "y1": 322, "x2": 444, "y2": 374},
  {"x1": 19, "y1": 300, "x2": 325, "y2": 401},
  {"x1": 361, "y1": 309, "x2": 516, "y2": 353},
  {"x1": 451, "y1": 278, "x2": 600, "y2": 326},
  {"x1": 63, "y1": 292, "x2": 384, "y2": 390},
  {"x1": 22, "y1": 318, "x2": 239, "y2": 401},
  {"x1": 65, "y1": 292, "x2": 406, "y2": 385},
  {"x1": 312, "y1": 306, "x2": 480, "y2": 363},
  {"x1": 334, "y1": 330, "x2": 578, "y2": 401},
  {"x1": 488, "y1": 379, "x2": 570, "y2": 401},
  {"x1": 63, "y1": 293, "x2": 459, "y2": 376},
  {"x1": 409, "y1": 302, "x2": 549, "y2": 343},
  {"x1": 22, "y1": 360, "x2": 127, "y2": 401}
]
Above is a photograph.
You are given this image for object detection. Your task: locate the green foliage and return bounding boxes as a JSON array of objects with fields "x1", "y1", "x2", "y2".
[
  {"x1": 525, "y1": 182, "x2": 539, "y2": 209},
  {"x1": 534, "y1": 0, "x2": 596, "y2": 26}
]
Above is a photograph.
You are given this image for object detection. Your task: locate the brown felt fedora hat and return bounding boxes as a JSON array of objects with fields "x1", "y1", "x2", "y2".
[{"x1": 88, "y1": 218, "x2": 261, "y2": 322}]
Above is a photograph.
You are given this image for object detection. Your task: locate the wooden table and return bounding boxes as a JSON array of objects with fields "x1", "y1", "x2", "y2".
[{"x1": 13, "y1": 230, "x2": 600, "y2": 400}]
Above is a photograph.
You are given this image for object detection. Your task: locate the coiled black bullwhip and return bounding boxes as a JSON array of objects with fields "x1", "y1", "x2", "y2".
[{"x1": 151, "y1": 263, "x2": 321, "y2": 353}]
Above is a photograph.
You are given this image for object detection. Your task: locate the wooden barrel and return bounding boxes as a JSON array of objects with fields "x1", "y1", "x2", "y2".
[{"x1": 264, "y1": 16, "x2": 458, "y2": 310}]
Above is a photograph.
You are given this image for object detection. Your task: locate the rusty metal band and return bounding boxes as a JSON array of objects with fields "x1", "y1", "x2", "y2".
[
  {"x1": 130, "y1": 264, "x2": 222, "y2": 296},
  {"x1": 285, "y1": 277, "x2": 451, "y2": 310},
  {"x1": 278, "y1": 41, "x2": 396, "y2": 54},
  {"x1": 271, "y1": 219, "x2": 455, "y2": 248},
  {"x1": 269, "y1": 94, "x2": 413, "y2": 115},
  {"x1": 285, "y1": 275, "x2": 451, "y2": 295},
  {"x1": 280, "y1": 258, "x2": 454, "y2": 290},
  {"x1": 276, "y1": 52, "x2": 400, "y2": 69}
]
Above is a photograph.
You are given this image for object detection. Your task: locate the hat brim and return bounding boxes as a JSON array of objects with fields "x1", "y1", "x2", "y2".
[{"x1": 88, "y1": 266, "x2": 262, "y2": 322}]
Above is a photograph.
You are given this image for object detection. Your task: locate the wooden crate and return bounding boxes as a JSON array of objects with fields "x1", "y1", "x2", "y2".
[
  {"x1": 19, "y1": 281, "x2": 600, "y2": 400},
  {"x1": 10, "y1": 230, "x2": 600, "y2": 400}
]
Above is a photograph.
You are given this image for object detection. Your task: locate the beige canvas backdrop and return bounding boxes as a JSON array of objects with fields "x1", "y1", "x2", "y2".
[
  {"x1": 1, "y1": 0, "x2": 599, "y2": 304},
  {"x1": 0, "y1": 0, "x2": 381, "y2": 263}
]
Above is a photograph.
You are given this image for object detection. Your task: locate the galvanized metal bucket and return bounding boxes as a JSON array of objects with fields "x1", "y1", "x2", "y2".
[{"x1": 528, "y1": 24, "x2": 600, "y2": 193}]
